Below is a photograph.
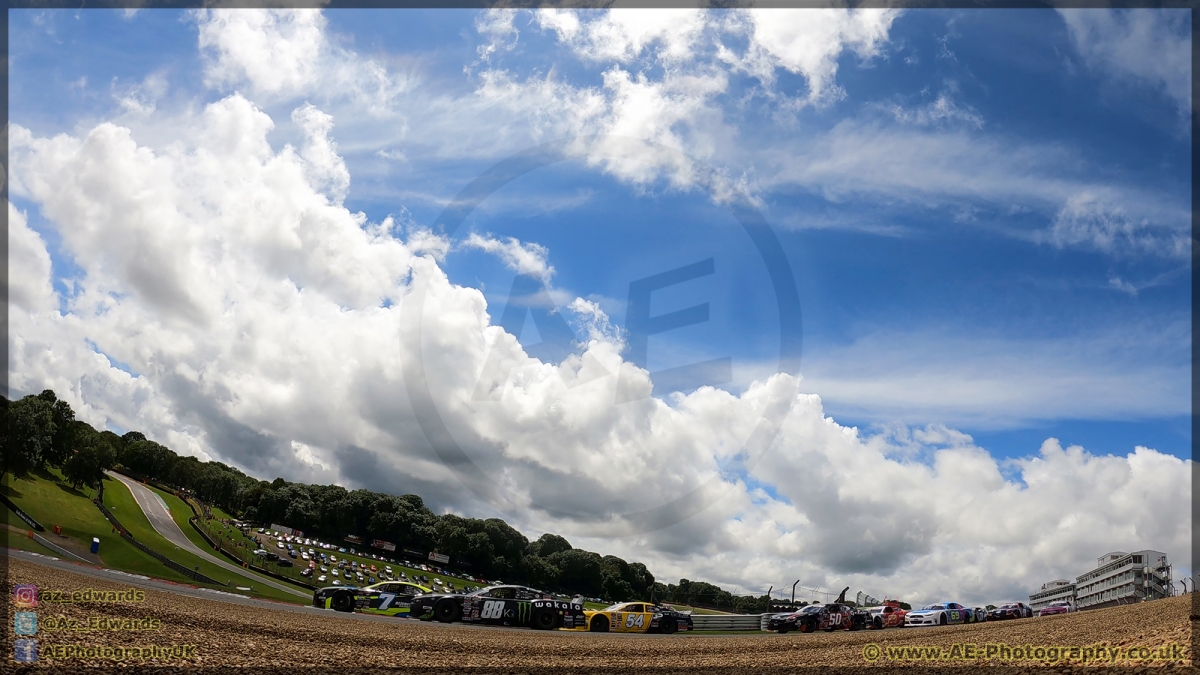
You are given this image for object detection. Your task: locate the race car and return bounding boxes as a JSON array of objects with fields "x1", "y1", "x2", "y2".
[
  {"x1": 411, "y1": 584, "x2": 587, "y2": 630},
  {"x1": 865, "y1": 600, "x2": 908, "y2": 629},
  {"x1": 767, "y1": 602, "x2": 869, "y2": 633},
  {"x1": 987, "y1": 602, "x2": 1033, "y2": 621},
  {"x1": 767, "y1": 588, "x2": 869, "y2": 633},
  {"x1": 904, "y1": 602, "x2": 973, "y2": 627},
  {"x1": 312, "y1": 581, "x2": 431, "y2": 617},
  {"x1": 562, "y1": 601, "x2": 694, "y2": 634},
  {"x1": 1037, "y1": 601, "x2": 1074, "y2": 617}
]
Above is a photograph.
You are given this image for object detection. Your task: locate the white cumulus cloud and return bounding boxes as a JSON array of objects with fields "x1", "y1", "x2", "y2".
[{"x1": 6, "y1": 8, "x2": 1191, "y2": 607}]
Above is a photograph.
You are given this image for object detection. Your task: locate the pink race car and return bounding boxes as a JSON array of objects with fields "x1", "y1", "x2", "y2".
[{"x1": 1037, "y1": 601, "x2": 1074, "y2": 617}]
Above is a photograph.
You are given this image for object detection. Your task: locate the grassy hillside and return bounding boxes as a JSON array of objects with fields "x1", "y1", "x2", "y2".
[
  {"x1": 2, "y1": 469, "x2": 302, "y2": 604},
  {"x1": 3, "y1": 469, "x2": 195, "y2": 583},
  {"x1": 141, "y1": 482, "x2": 307, "y2": 597},
  {"x1": 101, "y1": 478, "x2": 302, "y2": 604}
]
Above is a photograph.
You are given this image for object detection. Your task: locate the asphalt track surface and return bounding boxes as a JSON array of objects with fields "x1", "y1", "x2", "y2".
[{"x1": 104, "y1": 470, "x2": 309, "y2": 599}]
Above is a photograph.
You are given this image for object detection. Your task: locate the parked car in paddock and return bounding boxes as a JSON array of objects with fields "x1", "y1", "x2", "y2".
[
  {"x1": 313, "y1": 581, "x2": 431, "y2": 616},
  {"x1": 987, "y1": 602, "x2": 1034, "y2": 621},
  {"x1": 562, "y1": 601, "x2": 694, "y2": 634},
  {"x1": 1037, "y1": 601, "x2": 1074, "y2": 617},
  {"x1": 865, "y1": 600, "x2": 908, "y2": 629},
  {"x1": 411, "y1": 584, "x2": 586, "y2": 630},
  {"x1": 905, "y1": 602, "x2": 973, "y2": 627}
]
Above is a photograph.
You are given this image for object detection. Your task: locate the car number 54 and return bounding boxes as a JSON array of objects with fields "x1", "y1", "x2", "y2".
[{"x1": 625, "y1": 614, "x2": 645, "y2": 628}]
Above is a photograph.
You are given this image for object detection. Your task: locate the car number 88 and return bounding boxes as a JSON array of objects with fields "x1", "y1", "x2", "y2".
[{"x1": 481, "y1": 600, "x2": 505, "y2": 619}]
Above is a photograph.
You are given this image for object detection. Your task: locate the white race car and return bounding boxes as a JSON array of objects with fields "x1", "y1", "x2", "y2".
[{"x1": 905, "y1": 602, "x2": 972, "y2": 627}]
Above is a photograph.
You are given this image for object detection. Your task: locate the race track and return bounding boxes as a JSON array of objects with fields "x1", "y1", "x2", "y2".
[
  {"x1": 103, "y1": 471, "x2": 309, "y2": 599},
  {"x1": 6, "y1": 552, "x2": 1192, "y2": 671}
]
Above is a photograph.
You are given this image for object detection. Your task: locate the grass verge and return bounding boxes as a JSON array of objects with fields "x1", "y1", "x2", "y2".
[
  {"x1": 102, "y1": 478, "x2": 301, "y2": 604},
  {"x1": 3, "y1": 469, "x2": 196, "y2": 584}
]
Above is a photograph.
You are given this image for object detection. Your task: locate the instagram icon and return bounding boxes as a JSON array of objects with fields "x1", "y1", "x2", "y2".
[{"x1": 13, "y1": 584, "x2": 37, "y2": 608}]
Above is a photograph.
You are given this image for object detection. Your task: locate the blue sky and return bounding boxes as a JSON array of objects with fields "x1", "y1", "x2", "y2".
[
  {"x1": 7, "y1": 8, "x2": 1191, "y2": 602},
  {"x1": 13, "y1": 8, "x2": 1189, "y2": 461}
]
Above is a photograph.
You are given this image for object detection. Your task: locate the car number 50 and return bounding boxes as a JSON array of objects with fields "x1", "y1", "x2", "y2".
[
  {"x1": 481, "y1": 600, "x2": 505, "y2": 619},
  {"x1": 625, "y1": 614, "x2": 645, "y2": 629}
]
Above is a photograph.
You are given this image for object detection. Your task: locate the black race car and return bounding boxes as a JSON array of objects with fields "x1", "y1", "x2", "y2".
[
  {"x1": 411, "y1": 584, "x2": 587, "y2": 630},
  {"x1": 767, "y1": 603, "x2": 869, "y2": 633},
  {"x1": 312, "y1": 581, "x2": 431, "y2": 617},
  {"x1": 986, "y1": 602, "x2": 1034, "y2": 621},
  {"x1": 766, "y1": 587, "x2": 869, "y2": 633}
]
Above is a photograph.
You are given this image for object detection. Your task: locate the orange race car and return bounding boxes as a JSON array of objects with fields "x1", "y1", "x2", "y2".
[{"x1": 865, "y1": 599, "x2": 907, "y2": 629}]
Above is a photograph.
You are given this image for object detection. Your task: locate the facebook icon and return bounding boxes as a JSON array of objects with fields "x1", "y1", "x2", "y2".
[{"x1": 14, "y1": 639, "x2": 37, "y2": 663}]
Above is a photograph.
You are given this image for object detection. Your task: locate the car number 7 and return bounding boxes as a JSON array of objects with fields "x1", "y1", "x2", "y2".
[{"x1": 378, "y1": 593, "x2": 396, "y2": 610}]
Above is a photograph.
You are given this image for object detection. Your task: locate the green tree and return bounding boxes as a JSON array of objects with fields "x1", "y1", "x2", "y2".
[
  {"x1": 4, "y1": 394, "x2": 56, "y2": 477},
  {"x1": 547, "y1": 549, "x2": 604, "y2": 597},
  {"x1": 61, "y1": 428, "x2": 116, "y2": 490},
  {"x1": 37, "y1": 390, "x2": 76, "y2": 467},
  {"x1": 530, "y1": 533, "x2": 572, "y2": 557},
  {"x1": 519, "y1": 555, "x2": 560, "y2": 590}
]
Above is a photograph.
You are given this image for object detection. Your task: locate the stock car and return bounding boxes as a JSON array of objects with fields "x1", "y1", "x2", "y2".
[
  {"x1": 767, "y1": 602, "x2": 870, "y2": 633},
  {"x1": 411, "y1": 584, "x2": 587, "y2": 630},
  {"x1": 1037, "y1": 601, "x2": 1074, "y2": 617},
  {"x1": 865, "y1": 600, "x2": 908, "y2": 629},
  {"x1": 563, "y1": 602, "x2": 694, "y2": 634},
  {"x1": 904, "y1": 602, "x2": 974, "y2": 627},
  {"x1": 987, "y1": 602, "x2": 1033, "y2": 621},
  {"x1": 313, "y1": 581, "x2": 431, "y2": 616}
]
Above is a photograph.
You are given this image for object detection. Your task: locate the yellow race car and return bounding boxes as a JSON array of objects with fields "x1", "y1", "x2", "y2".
[{"x1": 563, "y1": 601, "x2": 694, "y2": 634}]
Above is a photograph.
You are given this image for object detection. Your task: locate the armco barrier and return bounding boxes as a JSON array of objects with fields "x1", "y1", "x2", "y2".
[
  {"x1": 92, "y1": 498, "x2": 225, "y2": 586},
  {"x1": 688, "y1": 614, "x2": 767, "y2": 631},
  {"x1": 0, "y1": 492, "x2": 45, "y2": 532}
]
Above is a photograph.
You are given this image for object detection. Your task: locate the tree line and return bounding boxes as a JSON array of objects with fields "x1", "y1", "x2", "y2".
[{"x1": 3, "y1": 389, "x2": 774, "y2": 610}]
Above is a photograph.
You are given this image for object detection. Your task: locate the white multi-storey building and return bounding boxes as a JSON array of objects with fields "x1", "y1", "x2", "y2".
[
  {"x1": 1028, "y1": 579, "x2": 1075, "y2": 612},
  {"x1": 1074, "y1": 551, "x2": 1172, "y2": 609},
  {"x1": 1029, "y1": 550, "x2": 1172, "y2": 611}
]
